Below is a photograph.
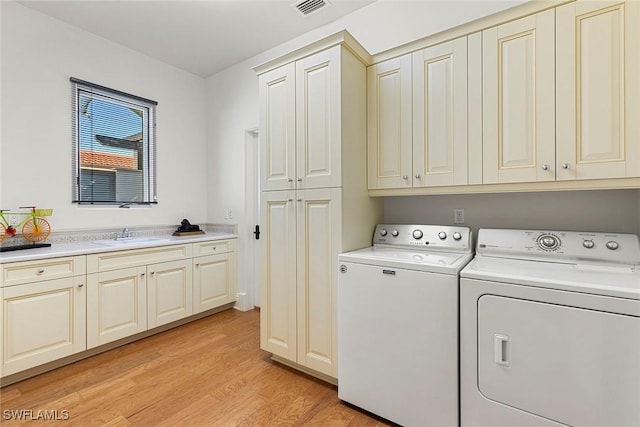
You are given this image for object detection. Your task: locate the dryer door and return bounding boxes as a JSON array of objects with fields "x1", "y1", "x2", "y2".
[{"x1": 478, "y1": 295, "x2": 640, "y2": 427}]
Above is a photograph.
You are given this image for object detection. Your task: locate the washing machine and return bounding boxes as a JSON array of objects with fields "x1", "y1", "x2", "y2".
[
  {"x1": 338, "y1": 224, "x2": 473, "y2": 427},
  {"x1": 460, "y1": 228, "x2": 640, "y2": 427}
]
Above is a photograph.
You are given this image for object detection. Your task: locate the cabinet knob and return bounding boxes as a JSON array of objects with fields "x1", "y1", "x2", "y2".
[
  {"x1": 78, "y1": 283, "x2": 84, "y2": 288},
  {"x1": 542, "y1": 164, "x2": 550, "y2": 171},
  {"x1": 195, "y1": 263, "x2": 199, "y2": 267},
  {"x1": 402, "y1": 175, "x2": 409, "y2": 180},
  {"x1": 141, "y1": 272, "x2": 145, "y2": 277},
  {"x1": 288, "y1": 198, "x2": 293, "y2": 202},
  {"x1": 297, "y1": 198, "x2": 302, "y2": 202},
  {"x1": 288, "y1": 178, "x2": 293, "y2": 182},
  {"x1": 562, "y1": 163, "x2": 571, "y2": 170},
  {"x1": 297, "y1": 177, "x2": 302, "y2": 182},
  {"x1": 415, "y1": 174, "x2": 421, "y2": 179},
  {"x1": 150, "y1": 271, "x2": 155, "y2": 275},
  {"x1": 37, "y1": 269, "x2": 45, "y2": 274}
]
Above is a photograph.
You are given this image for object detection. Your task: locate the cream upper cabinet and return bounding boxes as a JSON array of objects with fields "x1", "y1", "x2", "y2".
[
  {"x1": 296, "y1": 188, "x2": 341, "y2": 377},
  {"x1": 260, "y1": 45, "x2": 345, "y2": 191},
  {"x1": 259, "y1": 62, "x2": 296, "y2": 191},
  {"x1": 482, "y1": 9, "x2": 556, "y2": 184},
  {"x1": 367, "y1": 55, "x2": 413, "y2": 189},
  {"x1": 364, "y1": 1, "x2": 640, "y2": 196},
  {"x1": 295, "y1": 47, "x2": 341, "y2": 189},
  {"x1": 260, "y1": 190, "x2": 297, "y2": 361},
  {"x1": 556, "y1": 0, "x2": 640, "y2": 180},
  {"x1": 412, "y1": 37, "x2": 468, "y2": 187}
]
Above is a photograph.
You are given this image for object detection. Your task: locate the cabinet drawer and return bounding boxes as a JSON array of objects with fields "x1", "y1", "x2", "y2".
[
  {"x1": 1, "y1": 256, "x2": 86, "y2": 287},
  {"x1": 87, "y1": 245, "x2": 191, "y2": 273},
  {"x1": 192, "y1": 239, "x2": 236, "y2": 257}
]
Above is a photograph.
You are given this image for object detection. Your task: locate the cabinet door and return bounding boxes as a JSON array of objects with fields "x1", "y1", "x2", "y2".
[
  {"x1": 483, "y1": 10, "x2": 555, "y2": 184},
  {"x1": 193, "y1": 252, "x2": 236, "y2": 313},
  {"x1": 296, "y1": 46, "x2": 341, "y2": 189},
  {"x1": 259, "y1": 63, "x2": 296, "y2": 191},
  {"x1": 556, "y1": 0, "x2": 640, "y2": 180},
  {"x1": 296, "y1": 188, "x2": 341, "y2": 377},
  {"x1": 413, "y1": 37, "x2": 468, "y2": 187},
  {"x1": 147, "y1": 259, "x2": 193, "y2": 328},
  {"x1": 260, "y1": 190, "x2": 297, "y2": 360},
  {"x1": 87, "y1": 266, "x2": 147, "y2": 348},
  {"x1": 2, "y1": 276, "x2": 86, "y2": 376},
  {"x1": 367, "y1": 55, "x2": 413, "y2": 189}
]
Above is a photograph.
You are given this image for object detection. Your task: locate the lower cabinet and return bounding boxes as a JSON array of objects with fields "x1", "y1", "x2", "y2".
[
  {"x1": 87, "y1": 266, "x2": 147, "y2": 348},
  {"x1": 147, "y1": 259, "x2": 193, "y2": 328},
  {"x1": 261, "y1": 188, "x2": 343, "y2": 379},
  {"x1": 193, "y1": 251, "x2": 236, "y2": 313},
  {"x1": 1, "y1": 276, "x2": 86, "y2": 376},
  {"x1": 0, "y1": 237, "x2": 237, "y2": 380}
]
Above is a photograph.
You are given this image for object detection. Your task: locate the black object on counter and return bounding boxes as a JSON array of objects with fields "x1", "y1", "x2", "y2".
[
  {"x1": 1, "y1": 243, "x2": 52, "y2": 252},
  {"x1": 173, "y1": 219, "x2": 205, "y2": 236}
]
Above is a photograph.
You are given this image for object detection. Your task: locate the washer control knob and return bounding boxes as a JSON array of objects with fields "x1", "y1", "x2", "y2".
[
  {"x1": 541, "y1": 236, "x2": 557, "y2": 248},
  {"x1": 582, "y1": 240, "x2": 595, "y2": 249},
  {"x1": 438, "y1": 231, "x2": 447, "y2": 240},
  {"x1": 606, "y1": 241, "x2": 619, "y2": 250},
  {"x1": 391, "y1": 229, "x2": 399, "y2": 237},
  {"x1": 379, "y1": 228, "x2": 388, "y2": 237},
  {"x1": 412, "y1": 229, "x2": 423, "y2": 240},
  {"x1": 452, "y1": 232, "x2": 462, "y2": 241}
]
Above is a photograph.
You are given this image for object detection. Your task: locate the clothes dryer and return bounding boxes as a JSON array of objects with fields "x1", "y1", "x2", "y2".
[{"x1": 460, "y1": 228, "x2": 640, "y2": 427}]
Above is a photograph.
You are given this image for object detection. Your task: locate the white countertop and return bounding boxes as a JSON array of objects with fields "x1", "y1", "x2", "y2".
[{"x1": 0, "y1": 232, "x2": 237, "y2": 264}]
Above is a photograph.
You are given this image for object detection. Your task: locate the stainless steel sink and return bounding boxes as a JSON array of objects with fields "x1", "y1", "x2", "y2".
[{"x1": 93, "y1": 237, "x2": 171, "y2": 246}]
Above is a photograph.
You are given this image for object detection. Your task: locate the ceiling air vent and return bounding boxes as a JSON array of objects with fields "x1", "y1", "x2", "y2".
[{"x1": 293, "y1": 0, "x2": 332, "y2": 16}]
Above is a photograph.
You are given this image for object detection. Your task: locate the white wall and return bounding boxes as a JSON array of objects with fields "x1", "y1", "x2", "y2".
[
  {"x1": 384, "y1": 190, "x2": 640, "y2": 236},
  {"x1": 1, "y1": 1, "x2": 208, "y2": 231}
]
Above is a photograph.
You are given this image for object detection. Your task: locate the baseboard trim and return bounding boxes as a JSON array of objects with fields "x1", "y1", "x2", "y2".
[{"x1": 270, "y1": 355, "x2": 338, "y2": 386}]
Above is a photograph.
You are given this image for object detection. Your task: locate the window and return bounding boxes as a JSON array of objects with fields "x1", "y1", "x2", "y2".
[{"x1": 71, "y1": 78, "x2": 157, "y2": 205}]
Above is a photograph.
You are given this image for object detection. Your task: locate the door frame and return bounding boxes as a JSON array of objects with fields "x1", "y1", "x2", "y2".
[{"x1": 244, "y1": 127, "x2": 260, "y2": 309}]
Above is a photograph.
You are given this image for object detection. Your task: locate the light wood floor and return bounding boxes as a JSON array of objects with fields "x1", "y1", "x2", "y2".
[{"x1": 0, "y1": 309, "x2": 393, "y2": 426}]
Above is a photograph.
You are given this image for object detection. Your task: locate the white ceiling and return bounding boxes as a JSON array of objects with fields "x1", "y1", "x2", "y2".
[{"x1": 17, "y1": 0, "x2": 376, "y2": 77}]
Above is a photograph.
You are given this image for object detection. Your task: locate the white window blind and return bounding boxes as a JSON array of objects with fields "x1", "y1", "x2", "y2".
[{"x1": 71, "y1": 78, "x2": 157, "y2": 205}]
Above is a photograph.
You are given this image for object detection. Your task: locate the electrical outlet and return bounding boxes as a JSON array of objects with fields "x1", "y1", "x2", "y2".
[
  {"x1": 454, "y1": 208, "x2": 465, "y2": 224},
  {"x1": 224, "y1": 209, "x2": 233, "y2": 220}
]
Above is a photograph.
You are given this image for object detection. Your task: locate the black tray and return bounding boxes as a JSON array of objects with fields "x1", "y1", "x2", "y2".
[{"x1": 1, "y1": 243, "x2": 52, "y2": 252}]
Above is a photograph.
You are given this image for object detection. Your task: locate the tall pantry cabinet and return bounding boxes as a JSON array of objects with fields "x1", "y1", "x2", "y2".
[{"x1": 255, "y1": 31, "x2": 382, "y2": 380}]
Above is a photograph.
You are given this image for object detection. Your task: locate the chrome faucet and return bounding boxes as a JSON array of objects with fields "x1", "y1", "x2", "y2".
[{"x1": 114, "y1": 228, "x2": 133, "y2": 240}]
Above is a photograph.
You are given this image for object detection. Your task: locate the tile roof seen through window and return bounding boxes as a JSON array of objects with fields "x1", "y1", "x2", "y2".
[{"x1": 80, "y1": 150, "x2": 137, "y2": 170}]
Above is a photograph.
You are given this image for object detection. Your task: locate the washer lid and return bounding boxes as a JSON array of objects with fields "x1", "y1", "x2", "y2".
[
  {"x1": 339, "y1": 246, "x2": 473, "y2": 275},
  {"x1": 461, "y1": 256, "x2": 640, "y2": 300}
]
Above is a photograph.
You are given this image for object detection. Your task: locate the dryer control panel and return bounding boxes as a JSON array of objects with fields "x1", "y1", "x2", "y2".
[{"x1": 476, "y1": 229, "x2": 640, "y2": 265}]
